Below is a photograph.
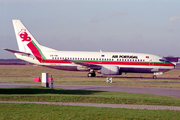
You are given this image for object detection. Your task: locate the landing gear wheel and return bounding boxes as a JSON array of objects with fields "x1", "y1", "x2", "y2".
[
  {"x1": 87, "y1": 73, "x2": 92, "y2": 77},
  {"x1": 153, "y1": 75, "x2": 157, "y2": 79},
  {"x1": 87, "y1": 69, "x2": 96, "y2": 77},
  {"x1": 87, "y1": 73, "x2": 96, "y2": 77},
  {"x1": 92, "y1": 73, "x2": 96, "y2": 77}
]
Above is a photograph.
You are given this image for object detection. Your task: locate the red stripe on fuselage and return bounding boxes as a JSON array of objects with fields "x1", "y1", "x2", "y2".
[
  {"x1": 46, "y1": 60, "x2": 70, "y2": 63},
  {"x1": 87, "y1": 61, "x2": 174, "y2": 67},
  {"x1": 45, "y1": 60, "x2": 174, "y2": 67}
]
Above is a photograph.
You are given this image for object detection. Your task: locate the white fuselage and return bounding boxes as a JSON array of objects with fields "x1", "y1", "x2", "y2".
[{"x1": 15, "y1": 50, "x2": 175, "y2": 73}]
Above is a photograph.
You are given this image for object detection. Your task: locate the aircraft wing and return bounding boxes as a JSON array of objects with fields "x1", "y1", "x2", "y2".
[
  {"x1": 3, "y1": 48, "x2": 31, "y2": 56},
  {"x1": 65, "y1": 59, "x2": 102, "y2": 70}
]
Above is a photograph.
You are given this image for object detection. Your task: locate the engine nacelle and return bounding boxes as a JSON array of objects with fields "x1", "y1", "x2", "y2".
[{"x1": 100, "y1": 65, "x2": 121, "y2": 75}]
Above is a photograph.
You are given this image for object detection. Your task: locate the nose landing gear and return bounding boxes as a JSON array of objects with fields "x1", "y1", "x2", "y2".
[
  {"x1": 153, "y1": 72, "x2": 163, "y2": 79},
  {"x1": 153, "y1": 75, "x2": 157, "y2": 79}
]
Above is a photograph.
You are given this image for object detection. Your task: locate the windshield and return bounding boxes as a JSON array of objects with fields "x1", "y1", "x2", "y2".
[{"x1": 159, "y1": 58, "x2": 169, "y2": 62}]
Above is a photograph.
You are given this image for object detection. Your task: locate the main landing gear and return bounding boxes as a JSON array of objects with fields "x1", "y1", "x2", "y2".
[{"x1": 87, "y1": 69, "x2": 96, "y2": 77}]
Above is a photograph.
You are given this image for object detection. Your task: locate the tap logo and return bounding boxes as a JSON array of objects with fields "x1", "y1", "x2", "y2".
[{"x1": 18, "y1": 29, "x2": 31, "y2": 42}]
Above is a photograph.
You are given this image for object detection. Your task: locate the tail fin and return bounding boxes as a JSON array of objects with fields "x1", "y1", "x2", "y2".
[
  {"x1": 12, "y1": 20, "x2": 57, "y2": 62},
  {"x1": 12, "y1": 20, "x2": 41, "y2": 53}
]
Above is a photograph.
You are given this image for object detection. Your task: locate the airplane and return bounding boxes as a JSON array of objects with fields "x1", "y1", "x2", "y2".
[{"x1": 4, "y1": 20, "x2": 175, "y2": 79}]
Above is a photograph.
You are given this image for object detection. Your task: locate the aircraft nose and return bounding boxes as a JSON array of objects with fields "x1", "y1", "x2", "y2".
[
  {"x1": 170, "y1": 62, "x2": 176, "y2": 69},
  {"x1": 174, "y1": 64, "x2": 176, "y2": 69}
]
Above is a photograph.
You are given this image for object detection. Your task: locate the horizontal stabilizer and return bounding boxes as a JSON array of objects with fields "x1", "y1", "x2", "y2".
[{"x1": 3, "y1": 48, "x2": 31, "y2": 56}]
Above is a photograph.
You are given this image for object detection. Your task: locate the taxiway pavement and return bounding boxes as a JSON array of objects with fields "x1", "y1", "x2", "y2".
[{"x1": 0, "y1": 83, "x2": 180, "y2": 98}]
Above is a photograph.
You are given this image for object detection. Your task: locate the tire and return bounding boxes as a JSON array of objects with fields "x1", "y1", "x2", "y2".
[
  {"x1": 92, "y1": 73, "x2": 96, "y2": 77},
  {"x1": 87, "y1": 73, "x2": 91, "y2": 77},
  {"x1": 87, "y1": 73, "x2": 96, "y2": 77}
]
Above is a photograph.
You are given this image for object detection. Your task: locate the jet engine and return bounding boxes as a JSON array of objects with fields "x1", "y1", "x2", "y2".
[{"x1": 99, "y1": 65, "x2": 121, "y2": 75}]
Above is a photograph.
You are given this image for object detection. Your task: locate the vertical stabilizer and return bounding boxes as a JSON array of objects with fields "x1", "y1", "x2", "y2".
[{"x1": 12, "y1": 20, "x2": 41, "y2": 53}]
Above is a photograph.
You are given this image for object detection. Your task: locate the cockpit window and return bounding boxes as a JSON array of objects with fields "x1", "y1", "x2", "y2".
[{"x1": 159, "y1": 58, "x2": 168, "y2": 62}]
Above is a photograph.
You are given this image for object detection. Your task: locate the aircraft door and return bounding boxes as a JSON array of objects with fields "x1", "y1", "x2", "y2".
[{"x1": 149, "y1": 59, "x2": 154, "y2": 66}]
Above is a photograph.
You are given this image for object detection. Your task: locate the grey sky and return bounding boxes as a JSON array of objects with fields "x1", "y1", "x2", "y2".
[{"x1": 1, "y1": 0, "x2": 180, "y2": 58}]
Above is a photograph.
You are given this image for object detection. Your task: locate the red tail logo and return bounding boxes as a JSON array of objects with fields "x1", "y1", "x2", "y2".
[{"x1": 18, "y1": 29, "x2": 31, "y2": 42}]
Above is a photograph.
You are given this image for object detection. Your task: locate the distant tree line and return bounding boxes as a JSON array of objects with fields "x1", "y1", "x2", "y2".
[
  {"x1": 163, "y1": 57, "x2": 180, "y2": 62},
  {"x1": 0, "y1": 59, "x2": 28, "y2": 65}
]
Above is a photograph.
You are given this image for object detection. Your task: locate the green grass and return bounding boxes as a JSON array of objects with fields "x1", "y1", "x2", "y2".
[
  {"x1": 1, "y1": 65, "x2": 180, "y2": 88},
  {"x1": 0, "y1": 103, "x2": 180, "y2": 120},
  {"x1": 1, "y1": 65, "x2": 180, "y2": 119},
  {"x1": 0, "y1": 87, "x2": 180, "y2": 106}
]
